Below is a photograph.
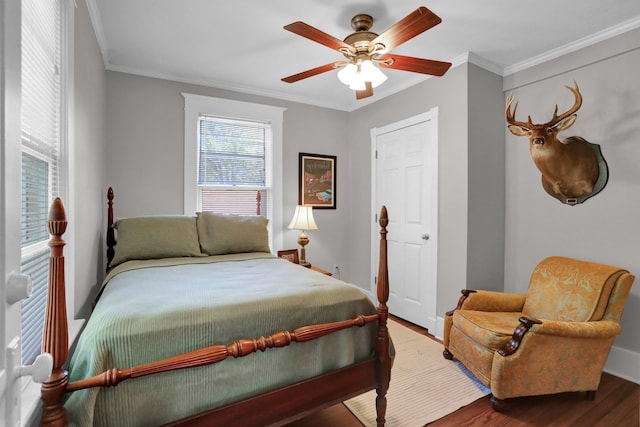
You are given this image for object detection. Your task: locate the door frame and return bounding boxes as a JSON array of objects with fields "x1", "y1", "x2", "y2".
[{"x1": 370, "y1": 108, "x2": 439, "y2": 330}]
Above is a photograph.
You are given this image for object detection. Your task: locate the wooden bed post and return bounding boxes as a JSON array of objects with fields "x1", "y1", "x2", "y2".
[
  {"x1": 40, "y1": 198, "x2": 69, "y2": 427},
  {"x1": 106, "y1": 187, "x2": 116, "y2": 270},
  {"x1": 375, "y1": 205, "x2": 390, "y2": 427}
]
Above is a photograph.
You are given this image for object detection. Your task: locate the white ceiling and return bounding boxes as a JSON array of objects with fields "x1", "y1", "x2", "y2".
[{"x1": 88, "y1": 0, "x2": 640, "y2": 111}]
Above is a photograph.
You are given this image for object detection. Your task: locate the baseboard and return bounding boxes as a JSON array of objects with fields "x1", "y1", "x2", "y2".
[
  {"x1": 435, "y1": 316, "x2": 639, "y2": 385},
  {"x1": 435, "y1": 316, "x2": 445, "y2": 341},
  {"x1": 604, "y1": 345, "x2": 640, "y2": 384}
]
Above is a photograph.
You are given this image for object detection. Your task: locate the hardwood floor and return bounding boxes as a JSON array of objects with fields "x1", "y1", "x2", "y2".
[{"x1": 286, "y1": 316, "x2": 640, "y2": 427}]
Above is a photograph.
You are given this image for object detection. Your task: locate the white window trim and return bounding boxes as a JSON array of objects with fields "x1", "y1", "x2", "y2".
[{"x1": 183, "y1": 93, "x2": 285, "y2": 252}]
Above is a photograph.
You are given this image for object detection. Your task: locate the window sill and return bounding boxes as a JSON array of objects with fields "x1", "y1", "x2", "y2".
[{"x1": 21, "y1": 318, "x2": 85, "y2": 427}]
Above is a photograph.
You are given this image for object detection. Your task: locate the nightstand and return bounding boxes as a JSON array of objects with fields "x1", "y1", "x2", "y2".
[{"x1": 310, "y1": 266, "x2": 332, "y2": 276}]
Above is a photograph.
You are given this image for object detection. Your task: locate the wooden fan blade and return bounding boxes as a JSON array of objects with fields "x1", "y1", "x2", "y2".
[
  {"x1": 355, "y1": 81, "x2": 373, "y2": 100},
  {"x1": 378, "y1": 54, "x2": 451, "y2": 76},
  {"x1": 284, "y1": 21, "x2": 355, "y2": 54},
  {"x1": 281, "y1": 62, "x2": 345, "y2": 83},
  {"x1": 371, "y1": 7, "x2": 442, "y2": 54}
]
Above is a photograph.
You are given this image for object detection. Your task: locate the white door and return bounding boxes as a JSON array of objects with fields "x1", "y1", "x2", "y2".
[
  {"x1": 2, "y1": 2, "x2": 54, "y2": 425},
  {"x1": 2, "y1": 0, "x2": 26, "y2": 424},
  {"x1": 371, "y1": 110, "x2": 438, "y2": 332}
]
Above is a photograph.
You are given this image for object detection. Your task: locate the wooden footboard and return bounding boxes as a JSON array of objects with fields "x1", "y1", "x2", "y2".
[{"x1": 39, "y1": 189, "x2": 391, "y2": 427}]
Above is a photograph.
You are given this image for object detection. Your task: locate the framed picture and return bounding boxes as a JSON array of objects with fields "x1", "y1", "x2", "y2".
[
  {"x1": 277, "y1": 249, "x2": 299, "y2": 264},
  {"x1": 299, "y1": 153, "x2": 336, "y2": 209}
]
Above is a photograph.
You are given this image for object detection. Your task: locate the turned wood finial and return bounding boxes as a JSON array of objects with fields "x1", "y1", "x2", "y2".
[
  {"x1": 48, "y1": 197, "x2": 66, "y2": 222},
  {"x1": 47, "y1": 198, "x2": 67, "y2": 242},
  {"x1": 378, "y1": 205, "x2": 388, "y2": 229}
]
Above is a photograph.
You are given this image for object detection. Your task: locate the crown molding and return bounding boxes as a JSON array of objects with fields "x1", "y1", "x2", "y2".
[
  {"x1": 85, "y1": 0, "x2": 109, "y2": 68},
  {"x1": 455, "y1": 52, "x2": 503, "y2": 76},
  {"x1": 504, "y1": 15, "x2": 640, "y2": 76},
  {"x1": 105, "y1": 63, "x2": 351, "y2": 111}
]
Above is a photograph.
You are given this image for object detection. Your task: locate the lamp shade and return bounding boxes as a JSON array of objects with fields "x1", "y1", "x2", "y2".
[
  {"x1": 360, "y1": 60, "x2": 387, "y2": 88},
  {"x1": 288, "y1": 205, "x2": 318, "y2": 231},
  {"x1": 337, "y1": 63, "x2": 357, "y2": 85},
  {"x1": 337, "y1": 60, "x2": 387, "y2": 90}
]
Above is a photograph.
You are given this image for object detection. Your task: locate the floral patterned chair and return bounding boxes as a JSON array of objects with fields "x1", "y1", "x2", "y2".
[{"x1": 442, "y1": 256, "x2": 634, "y2": 410}]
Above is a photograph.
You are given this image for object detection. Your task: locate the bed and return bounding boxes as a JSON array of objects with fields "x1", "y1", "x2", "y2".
[{"x1": 39, "y1": 188, "x2": 392, "y2": 426}]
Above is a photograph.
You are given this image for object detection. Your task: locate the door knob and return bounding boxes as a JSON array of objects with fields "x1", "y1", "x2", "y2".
[{"x1": 421, "y1": 234, "x2": 429, "y2": 241}]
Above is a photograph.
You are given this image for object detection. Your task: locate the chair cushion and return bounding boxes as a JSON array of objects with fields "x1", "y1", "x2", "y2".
[
  {"x1": 522, "y1": 256, "x2": 626, "y2": 322},
  {"x1": 452, "y1": 310, "x2": 523, "y2": 351}
]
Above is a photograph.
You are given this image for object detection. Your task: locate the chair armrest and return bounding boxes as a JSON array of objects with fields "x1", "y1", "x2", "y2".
[
  {"x1": 528, "y1": 319, "x2": 621, "y2": 339},
  {"x1": 498, "y1": 318, "x2": 621, "y2": 357},
  {"x1": 498, "y1": 316, "x2": 542, "y2": 356},
  {"x1": 446, "y1": 289, "x2": 527, "y2": 315}
]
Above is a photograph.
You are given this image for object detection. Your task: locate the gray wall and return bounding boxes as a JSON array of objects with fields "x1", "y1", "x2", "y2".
[
  {"x1": 72, "y1": 0, "x2": 107, "y2": 317},
  {"x1": 104, "y1": 72, "x2": 352, "y2": 284},
  {"x1": 503, "y1": 28, "x2": 640, "y2": 354},
  {"x1": 467, "y1": 65, "x2": 505, "y2": 292}
]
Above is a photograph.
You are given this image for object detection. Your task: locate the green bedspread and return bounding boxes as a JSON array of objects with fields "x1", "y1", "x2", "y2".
[{"x1": 65, "y1": 254, "x2": 378, "y2": 426}]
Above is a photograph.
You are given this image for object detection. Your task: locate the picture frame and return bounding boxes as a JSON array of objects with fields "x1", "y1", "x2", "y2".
[
  {"x1": 277, "y1": 249, "x2": 299, "y2": 264},
  {"x1": 298, "y1": 153, "x2": 337, "y2": 209}
]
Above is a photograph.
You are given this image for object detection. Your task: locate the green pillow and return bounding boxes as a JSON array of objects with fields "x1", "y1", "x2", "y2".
[
  {"x1": 110, "y1": 216, "x2": 203, "y2": 267},
  {"x1": 196, "y1": 212, "x2": 270, "y2": 255}
]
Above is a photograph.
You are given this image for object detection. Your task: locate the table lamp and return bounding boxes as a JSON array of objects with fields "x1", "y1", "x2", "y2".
[{"x1": 288, "y1": 205, "x2": 318, "y2": 268}]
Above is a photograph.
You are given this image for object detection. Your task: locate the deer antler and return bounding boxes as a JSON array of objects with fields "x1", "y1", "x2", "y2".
[
  {"x1": 544, "y1": 80, "x2": 582, "y2": 127},
  {"x1": 505, "y1": 93, "x2": 533, "y2": 129}
]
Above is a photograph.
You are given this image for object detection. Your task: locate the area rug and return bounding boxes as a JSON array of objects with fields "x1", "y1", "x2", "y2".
[{"x1": 344, "y1": 320, "x2": 490, "y2": 426}]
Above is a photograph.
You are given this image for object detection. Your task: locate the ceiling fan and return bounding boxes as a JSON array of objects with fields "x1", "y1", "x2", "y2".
[{"x1": 281, "y1": 6, "x2": 452, "y2": 100}]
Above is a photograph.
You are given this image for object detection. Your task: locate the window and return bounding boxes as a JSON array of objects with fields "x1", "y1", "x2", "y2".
[
  {"x1": 197, "y1": 116, "x2": 269, "y2": 216},
  {"x1": 20, "y1": 0, "x2": 68, "y2": 365},
  {"x1": 183, "y1": 94, "x2": 285, "y2": 252}
]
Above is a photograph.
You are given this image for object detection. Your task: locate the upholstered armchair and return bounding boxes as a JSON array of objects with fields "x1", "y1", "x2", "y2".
[{"x1": 442, "y1": 256, "x2": 634, "y2": 410}]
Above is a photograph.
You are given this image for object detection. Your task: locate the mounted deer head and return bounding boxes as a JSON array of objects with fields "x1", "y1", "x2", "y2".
[{"x1": 506, "y1": 81, "x2": 608, "y2": 205}]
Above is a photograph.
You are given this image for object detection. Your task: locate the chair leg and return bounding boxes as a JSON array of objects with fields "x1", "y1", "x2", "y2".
[
  {"x1": 442, "y1": 348, "x2": 454, "y2": 360},
  {"x1": 490, "y1": 395, "x2": 509, "y2": 412},
  {"x1": 586, "y1": 390, "x2": 596, "y2": 400}
]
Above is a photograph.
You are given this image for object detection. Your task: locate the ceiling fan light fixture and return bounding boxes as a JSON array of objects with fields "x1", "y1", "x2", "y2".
[
  {"x1": 283, "y1": 7, "x2": 451, "y2": 100},
  {"x1": 338, "y1": 60, "x2": 387, "y2": 91}
]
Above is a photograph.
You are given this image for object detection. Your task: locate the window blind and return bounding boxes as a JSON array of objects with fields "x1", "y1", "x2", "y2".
[
  {"x1": 198, "y1": 116, "x2": 270, "y2": 216},
  {"x1": 201, "y1": 189, "x2": 267, "y2": 216},
  {"x1": 198, "y1": 116, "x2": 266, "y2": 186},
  {"x1": 20, "y1": 0, "x2": 62, "y2": 365}
]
